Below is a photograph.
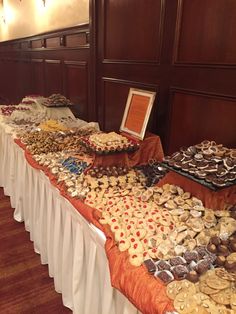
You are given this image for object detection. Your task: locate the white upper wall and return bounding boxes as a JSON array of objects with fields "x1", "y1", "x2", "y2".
[{"x1": 0, "y1": 0, "x2": 89, "y2": 41}]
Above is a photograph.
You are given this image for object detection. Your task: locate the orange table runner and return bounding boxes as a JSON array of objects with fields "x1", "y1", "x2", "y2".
[
  {"x1": 14, "y1": 138, "x2": 174, "y2": 314},
  {"x1": 158, "y1": 171, "x2": 236, "y2": 210}
]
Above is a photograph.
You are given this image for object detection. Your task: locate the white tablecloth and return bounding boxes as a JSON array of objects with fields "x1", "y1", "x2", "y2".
[{"x1": 0, "y1": 124, "x2": 140, "y2": 314}]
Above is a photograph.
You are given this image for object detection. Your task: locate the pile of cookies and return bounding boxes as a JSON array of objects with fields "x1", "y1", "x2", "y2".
[
  {"x1": 87, "y1": 166, "x2": 130, "y2": 178},
  {"x1": 84, "y1": 168, "x2": 143, "y2": 197},
  {"x1": 1, "y1": 105, "x2": 30, "y2": 116},
  {"x1": 42, "y1": 94, "x2": 72, "y2": 107},
  {"x1": 163, "y1": 140, "x2": 236, "y2": 188},
  {"x1": 20, "y1": 128, "x2": 96, "y2": 155},
  {"x1": 167, "y1": 269, "x2": 236, "y2": 313},
  {"x1": 97, "y1": 194, "x2": 175, "y2": 266},
  {"x1": 135, "y1": 160, "x2": 168, "y2": 187},
  {"x1": 39, "y1": 119, "x2": 68, "y2": 132},
  {"x1": 80, "y1": 131, "x2": 139, "y2": 154}
]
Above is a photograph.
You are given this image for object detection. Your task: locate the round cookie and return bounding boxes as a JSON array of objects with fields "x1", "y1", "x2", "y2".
[
  {"x1": 200, "y1": 298, "x2": 220, "y2": 314},
  {"x1": 128, "y1": 240, "x2": 144, "y2": 254},
  {"x1": 129, "y1": 253, "x2": 144, "y2": 267},
  {"x1": 199, "y1": 280, "x2": 220, "y2": 295},
  {"x1": 189, "y1": 306, "x2": 209, "y2": 314},
  {"x1": 230, "y1": 293, "x2": 236, "y2": 311},
  {"x1": 194, "y1": 292, "x2": 210, "y2": 305},
  {"x1": 133, "y1": 228, "x2": 147, "y2": 240},
  {"x1": 210, "y1": 288, "x2": 231, "y2": 305},
  {"x1": 174, "y1": 291, "x2": 198, "y2": 314},
  {"x1": 206, "y1": 275, "x2": 230, "y2": 290},
  {"x1": 118, "y1": 239, "x2": 130, "y2": 252},
  {"x1": 114, "y1": 229, "x2": 126, "y2": 242},
  {"x1": 166, "y1": 280, "x2": 196, "y2": 300}
]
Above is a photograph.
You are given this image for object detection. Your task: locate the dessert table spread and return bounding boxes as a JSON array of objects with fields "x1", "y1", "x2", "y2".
[
  {"x1": 0, "y1": 121, "x2": 141, "y2": 314},
  {"x1": 1, "y1": 102, "x2": 236, "y2": 314}
]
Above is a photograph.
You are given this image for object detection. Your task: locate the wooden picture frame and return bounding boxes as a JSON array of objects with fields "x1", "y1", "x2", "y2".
[{"x1": 120, "y1": 88, "x2": 156, "y2": 140}]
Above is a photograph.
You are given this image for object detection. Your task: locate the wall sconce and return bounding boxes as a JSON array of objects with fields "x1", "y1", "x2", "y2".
[
  {"x1": 1, "y1": 14, "x2": 6, "y2": 24},
  {"x1": 1, "y1": 0, "x2": 5, "y2": 24},
  {"x1": 42, "y1": 0, "x2": 46, "y2": 6}
]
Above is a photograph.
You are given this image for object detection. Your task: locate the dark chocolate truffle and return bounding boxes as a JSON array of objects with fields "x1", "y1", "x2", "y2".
[
  {"x1": 217, "y1": 244, "x2": 230, "y2": 256},
  {"x1": 207, "y1": 243, "x2": 217, "y2": 254},
  {"x1": 186, "y1": 270, "x2": 199, "y2": 283},
  {"x1": 215, "y1": 255, "x2": 226, "y2": 267},
  {"x1": 211, "y1": 236, "x2": 221, "y2": 246},
  {"x1": 230, "y1": 211, "x2": 236, "y2": 220},
  {"x1": 224, "y1": 260, "x2": 236, "y2": 271},
  {"x1": 230, "y1": 242, "x2": 236, "y2": 252}
]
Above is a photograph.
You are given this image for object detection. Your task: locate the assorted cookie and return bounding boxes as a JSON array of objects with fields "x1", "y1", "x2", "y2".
[
  {"x1": 135, "y1": 159, "x2": 168, "y2": 187},
  {"x1": 1, "y1": 105, "x2": 235, "y2": 314},
  {"x1": 163, "y1": 140, "x2": 236, "y2": 188},
  {"x1": 168, "y1": 268, "x2": 236, "y2": 313},
  {"x1": 80, "y1": 131, "x2": 139, "y2": 154},
  {"x1": 42, "y1": 93, "x2": 73, "y2": 107}
]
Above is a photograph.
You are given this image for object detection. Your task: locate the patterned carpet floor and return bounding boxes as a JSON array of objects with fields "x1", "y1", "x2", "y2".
[{"x1": 0, "y1": 188, "x2": 72, "y2": 313}]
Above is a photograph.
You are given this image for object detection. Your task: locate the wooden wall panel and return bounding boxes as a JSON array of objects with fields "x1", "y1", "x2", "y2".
[
  {"x1": 94, "y1": 0, "x2": 236, "y2": 154},
  {"x1": 64, "y1": 61, "x2": 88, "y2": 120},
  {"x1": 31, "y1": 59, "x2": 44, "y2": 96},
  {"x1": 0, "y1": 24, "x2": 90, "y2": 119},
  {"x1": 103, "y1": 0, "x2": 164, "y2": 63},
  {"x1": 45, "y1": 60, "x2": 62, "y2": 96},
  {"x1": 17, "y1": 59, "x2": 31, "y2": 101},
  {"x1": 168, "y1": 90, "x2": 236, "y2": 153},
  {"x1": 174, "y1": 0, "x2": 236, "y2": 65}
]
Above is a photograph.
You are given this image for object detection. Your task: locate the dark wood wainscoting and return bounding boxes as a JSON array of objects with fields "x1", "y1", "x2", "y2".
[
  {"x1": 0, "y1": 24, "x2": 92, "y2": 121},
  {"x1": 93, "y1": 0, "x2": 236, "y2": 153}
]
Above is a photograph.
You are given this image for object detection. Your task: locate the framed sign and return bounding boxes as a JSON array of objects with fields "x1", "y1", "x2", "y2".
[{"x1": 120, "y1": 88, "x2": 156, "y2": 140}]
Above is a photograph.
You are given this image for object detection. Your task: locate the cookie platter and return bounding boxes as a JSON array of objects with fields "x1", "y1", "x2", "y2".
[
  {"x1": 80, "y1": 131, "x2": 140, "y2": 155},
  {"x1": 162, "y1": 140, "x2": 236, "y2": 190},
  {"x1": 42, "y1": 93, "x2": 73, "y2": 107}
]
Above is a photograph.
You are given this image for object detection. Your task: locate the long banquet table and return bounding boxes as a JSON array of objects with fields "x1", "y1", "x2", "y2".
[{"x1": 0, "y1": 123, "x2": 141, "y2": 314}]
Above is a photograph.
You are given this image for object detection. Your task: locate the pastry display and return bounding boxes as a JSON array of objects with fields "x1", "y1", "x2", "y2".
[
  {"x1": 39, "y1": 119, "x2": 68, "y2": 132},
  {"x1": 42, "y1": 93, "x2": 73, "y2": 107},
  {"x1": 1, "y1": 98, "x2": 235, "y2": 314},
  {"x1": 168, "y1": 268, "x2": 236, "y2": 313},
  {"x1": 61, "y1": 157, "x2": 89, "y2": 175},
  {"x1": 135, "y1": 159, "x2": 168, "y2": 187},
  {"x1": 20, "y1": 126, "x2": 97, "y2": 155},
  {"x1": 1, "y1": 105, "x2": 30, "y2": 116},
  {"x1": 163, "y1": 140, "x2": 236, "y2": 189},
  {"x1": 80, "y1": 131, "x2": 139, "y2": 154}
]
